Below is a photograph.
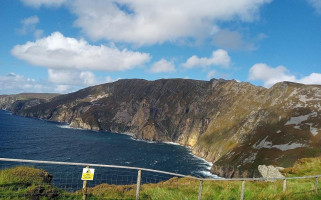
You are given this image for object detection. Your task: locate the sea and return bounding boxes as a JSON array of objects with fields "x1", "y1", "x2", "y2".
[{"x1": 0, "y1": 110, "x2": 217, "y2": 190}]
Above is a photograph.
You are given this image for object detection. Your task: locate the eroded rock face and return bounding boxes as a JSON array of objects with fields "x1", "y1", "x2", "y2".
[
  {"x1": 258, "y1": 165, "x2": 285, "y2": 179},
  {"x1": 1, "y1": 79, "x2": 321, "y2": 178}
]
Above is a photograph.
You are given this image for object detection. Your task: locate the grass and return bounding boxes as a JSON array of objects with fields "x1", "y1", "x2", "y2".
[
  {"x1": 281, "y1": 157, "x2": 321, "y2": 177},
  {"x1": 2, "y1": 157, "x2": 321, "y2": 199},
  {"x1": 0, "y1": 166, "x2": 71, "y2": 200}
]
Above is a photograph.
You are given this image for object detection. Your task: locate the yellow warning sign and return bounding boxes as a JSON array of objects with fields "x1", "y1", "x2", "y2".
[{"x1": 81, "y1": 168, "x2": 95, "y2": 181}]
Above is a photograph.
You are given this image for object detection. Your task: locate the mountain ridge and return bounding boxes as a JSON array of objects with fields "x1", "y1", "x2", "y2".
[{"x1": 1, "y1": 78, "x2": 320, "y2": 178}]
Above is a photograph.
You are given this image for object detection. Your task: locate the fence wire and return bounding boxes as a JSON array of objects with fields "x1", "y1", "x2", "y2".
[
  {"x1": 1, "y1": 158, "x2": 321, "y2": 200},
  {"x1": 0, "y1": 160, "x2": 179, "y2": 199}
]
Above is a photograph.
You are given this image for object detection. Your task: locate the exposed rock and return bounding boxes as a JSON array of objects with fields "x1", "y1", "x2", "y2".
[
  {"x1": 1, "y1": 79, "x2": 321, "y2": 178},
  {"x1": 258, "y1": 165, "x2": 285, "y2": 179}
]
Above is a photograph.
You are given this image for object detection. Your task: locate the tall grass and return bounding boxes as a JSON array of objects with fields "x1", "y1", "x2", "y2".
[{"x1": 2, "y1": 157, "x2": 321, "y2": 199}]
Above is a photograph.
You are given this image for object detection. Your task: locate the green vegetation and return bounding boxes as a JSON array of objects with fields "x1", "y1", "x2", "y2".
[
  {"x1": 13, "y1": 93, "x2": 60, "y2": 101},
  {"x1": 0, "y1": 166, "x2": 63, "y2": 199},
  {"x1": 2, "y1": 157, "x2": 321, "y2": 199},
  {"x1": 281, "y1": 157, "x2": 321, "y2": 177}
]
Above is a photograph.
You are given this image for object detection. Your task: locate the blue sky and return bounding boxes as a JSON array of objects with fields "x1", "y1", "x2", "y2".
[{"x1": 0, "y1": 0, "x2": 321, "y2": 94}]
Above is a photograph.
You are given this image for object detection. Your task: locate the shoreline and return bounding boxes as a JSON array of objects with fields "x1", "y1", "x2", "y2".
[
  {"x1": 1, "y1": 109, "x2": 217, "y2": 178},
  {"x1": 58, "y1": 122, "x2": 218, "y2": 178}
]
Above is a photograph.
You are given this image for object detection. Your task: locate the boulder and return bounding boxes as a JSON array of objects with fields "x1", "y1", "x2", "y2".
[{"x1": 258, "y1": 165, "x2": 284, "y2": 179}]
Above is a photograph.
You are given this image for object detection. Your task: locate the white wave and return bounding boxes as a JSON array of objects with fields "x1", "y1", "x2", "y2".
[
  {"x1": 57, "y1": 124, "x2": 85, "y2": 130},
  {"x1": 185, "y1": 152, "x2": 222, "y2": 179},
  {"x1": 57, "y1": 124, "x2": 71, "y2": 129},
  {"x1": 130, "y1": 137, "x2": 158, "y2": 144},
  {"x1": 121, "y1": 132, "x2": 134, "y2": 136},
  {"x1": 188, "y1": 152, "x2": 212, "y2": 168},
  {"x1": 164, "y1": 141, "x2": 181, "y2": 146},
  {"x1": 55, "y1": 125, "x2": 219, "y2": 178},
  {"x1": 199, "y1": 170, "x2": 221, "y2": 179}
]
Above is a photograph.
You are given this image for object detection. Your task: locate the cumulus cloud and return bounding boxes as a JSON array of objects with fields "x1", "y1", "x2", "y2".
[
  {"x1": 149, "y1": 59, "x2": 176, "y2": 73},
  {"x1": 297, "y1": 73, "x2": 321, "y2": 85},
  {"x1": 0, "y1": 73, "x2": 47, "y2": 94},
  {"x1": 249, "y1": 63, "x2": 321, "y2": 87},
  {"x1": 0, "y1": 70, "x2": 109, "y2": 94},
  {"x1": 48, "y1": 69, "x2": 97, "y2": 86},
  {"x1": 69, "y1": 0, "x2": 272, "y2": 45},
  {"x1": 183, "y1": 49, "x2": 231, "y2": 68},
  {"x1": 307, "y1": 0, "x2": 321, "y2": 14},
  {"x1": 11, "y1": 32, "x2": 150, "y2": 71},
  {"x1": 0, "y1": 71, "x2": 101, "y2": 94},
  {"x1": 20, "y1": 0, "x2": 67, "y2": 8}
]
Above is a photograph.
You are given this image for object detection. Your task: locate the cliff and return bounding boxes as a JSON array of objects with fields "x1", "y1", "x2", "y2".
[
  {"x1": 1, "y1": 79, "x2": 321, "y2": 178},
  {"x1": 0, "y1": 93, "x2": 59, "y2": 112}
]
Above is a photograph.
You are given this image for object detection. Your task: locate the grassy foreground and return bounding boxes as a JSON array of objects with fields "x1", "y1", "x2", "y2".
[{"x1": 1, "y1": 157, "x2": 321, "y2": 199}]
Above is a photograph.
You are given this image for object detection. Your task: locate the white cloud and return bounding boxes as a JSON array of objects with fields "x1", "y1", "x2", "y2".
[
  {"x1": 213, "y1": 29, "x2": 256, "y2": 51},
  {"x1": 105, "y1": 76, "x2": 120, "y2": 83},
  {"x1": 0, "y1": 71, "x2": 105, "y2": 94},
  {"x1": 21, "y1": 15, "x2": 39, "y2": 27},
  {"x1": 11, "y1": 32, "x2": 150, "y2": 71},
  {"x1": 21, "y1": 0, "x2": 67, "y2": 8},
  {"x1": 307, "y1": 0, "x2": 321, "y2": 14},
  {"x1": 249, "y1": 63, "x2": 321, "y2": 87},
  {"x1": 69, "y1": 0, "x2": 272, "y2": 45},
  {"x1": 17, "y1": 15, "x2": 43, "y2": 38},
  {"x1": 298, "y1": 73, "x2": 321, "y2": 85},
  {"x1": 0, "y1": 73, "x2": 47, "y2": 94},
  {"x1": 183, "y1": 49, "x2": 231, "y2": 68},
  {"x1": 149, "y1": 59, "x2": 176, "y2": 73},
  {"x1": 48, "y1": 69, "x2": 97, "y2": 86},
  {"x1": 33, "y1": 29, "x2": 44, "y2": 39},
  {"x1": 55, "y1": 85, "x2": 71, "y2": 93},
  {"x1": 80, "y1": 71, "x2": 96, "y2": 85},
  {"x1": 0, "y1": 71, "x2": 100, "y2": 94},
  {"x1": 206, "y1": 70, "x2": 217, "y2": 80}
]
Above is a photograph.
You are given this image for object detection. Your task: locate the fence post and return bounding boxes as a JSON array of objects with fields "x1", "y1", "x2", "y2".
[
  {"x1": 315, "y1": 177, "x2": 318, "y2": 194},
  {"x1": 283, "y1": 179, "x2": 287, "y2": 193},
  {"x1": 240, "y1": 181, "x2": 245, "y2": 200},
  {"x1": 136, "y1": 170, "x2": 142, "y2": 200},
  {"x1": 198, "y1": 180, "x2": 203, "y2": 200},
  {"x1": 82, "y1": 166, "x2": 89, "y2": 200}
]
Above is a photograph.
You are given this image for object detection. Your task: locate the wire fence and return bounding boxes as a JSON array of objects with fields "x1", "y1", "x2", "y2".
[{"x1": 0, "y1": 158, "x2": 321, "y2": 200}]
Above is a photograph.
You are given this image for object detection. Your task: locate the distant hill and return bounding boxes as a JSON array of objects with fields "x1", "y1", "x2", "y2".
[
  {"x1": 0, "y1": 93, "x2": 60, "y2": 112},
  {"x1": 1, "y1": 79, "x2": 321, "y2": 178}
]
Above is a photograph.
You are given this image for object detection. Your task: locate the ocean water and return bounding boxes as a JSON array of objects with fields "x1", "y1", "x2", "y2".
[{"x1": 0, "y1": 109, "x2": 217, "y2": 188}]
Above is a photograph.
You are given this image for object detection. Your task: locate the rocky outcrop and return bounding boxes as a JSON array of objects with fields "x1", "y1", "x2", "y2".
[
  {"x1": 1, "y1": 79, "x2": 321, "y2": 178},
  {"x1": 0, "y1": 93, "x2": 59, "y2": 112},
  {"x1": 258, "y1": 165, "x2": 284, "y2": 179}
]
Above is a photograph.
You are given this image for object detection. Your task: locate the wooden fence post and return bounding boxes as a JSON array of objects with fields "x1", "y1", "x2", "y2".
[
  {"x1": 136, "y1": 170, "x2": 142, "y2": 200},
  {"x1": 240, "y1": 181, "x2": 245, "y2": 200},
  {"x1": 198, "y1": 180, "x2": 203, "y2": 200},
  {"x1": 82, "y1": 166, "x2": 89, "y2": 200},
  {"x1": 283, "y1": 179, "x2": 287, "y2": 193},
  {"x1": 315, "y1": 177, "x2": 318, "y2": 194}
]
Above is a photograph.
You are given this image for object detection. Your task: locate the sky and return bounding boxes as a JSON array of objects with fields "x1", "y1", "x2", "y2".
[{"x1": 0, "y1": 0, "x2": 321, "y2": 94}]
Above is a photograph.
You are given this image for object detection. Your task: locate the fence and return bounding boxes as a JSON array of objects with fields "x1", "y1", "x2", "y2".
[{"x1": 0, "y1": 158, "x2": 321, "y2": 199}]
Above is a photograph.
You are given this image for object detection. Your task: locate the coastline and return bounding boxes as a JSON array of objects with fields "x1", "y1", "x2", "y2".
[
  {"x1": 58, "y1": 122, "x2": 218, "y2": 178},
  {"x1": 1, "y1": 109, "x2": 217, "y2": 178}
]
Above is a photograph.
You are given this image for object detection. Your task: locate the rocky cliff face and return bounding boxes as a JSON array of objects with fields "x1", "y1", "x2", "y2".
[
  {"x1": 0, "y1": 93, "x2": 59, "y2": 112},
  {"x1": 1, "y1": 79, "x2": 321, "y2": 178}
]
